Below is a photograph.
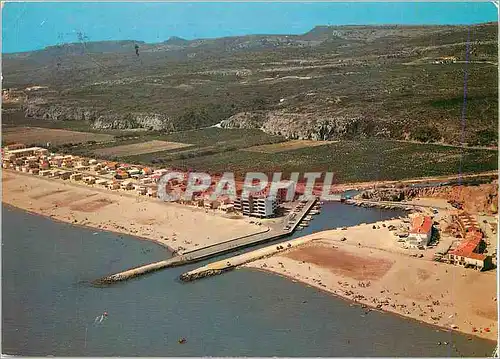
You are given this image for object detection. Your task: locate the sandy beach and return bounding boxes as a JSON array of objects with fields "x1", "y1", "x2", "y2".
[
  {"x1": 2, "y1": 170, "x2": 262, "y2": 252},
  {"x1": 3, "y1": 169, "x2": 497, "y2": 342},
  {"x1": 244, "y1": 222, "x2": 498, "y2": 342}
]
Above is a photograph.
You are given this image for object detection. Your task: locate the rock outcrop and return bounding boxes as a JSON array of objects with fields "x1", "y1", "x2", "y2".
[
  {"x1": 357, "y1": 182, "x2": 498, "y2": 215},
  {"x1": 23, "y1": 100, "x2": 174, "y2": 131},
  {"x1": 220, "y1": 110, "x2": 383, "y2": 140}
]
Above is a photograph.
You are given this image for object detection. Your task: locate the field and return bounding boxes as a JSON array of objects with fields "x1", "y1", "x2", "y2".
[
  {"x1": 165, "y1": 139, "x2": 498, "y2": 182},
  {"x1": 242, "y1": 140, "x2": 336, "y2": 153},
  {"x1": 92, "y1": 140, "x2": 192, "y2": 157},
  {"x1": 2, "y1": 127, "x2": 114, "y2": 146}
]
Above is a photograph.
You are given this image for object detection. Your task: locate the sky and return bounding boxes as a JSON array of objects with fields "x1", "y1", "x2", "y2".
[{"x1": 2, "y1": 2, "x2": 498, "y2": 53}]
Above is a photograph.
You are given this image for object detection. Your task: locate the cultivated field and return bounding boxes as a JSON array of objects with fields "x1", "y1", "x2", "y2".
[
  {"x1": 92, "y1": 140, "x2": 192, "y2": 157},
  {"x1": 2, "y1": 127, "x2": 114, "y2": 146},
  {"x1": 167, "y1": 139, "x2": 499, "y2": 182},
  {"x1": 242, "y1": 140, "x2": 336, "y2": 153}
]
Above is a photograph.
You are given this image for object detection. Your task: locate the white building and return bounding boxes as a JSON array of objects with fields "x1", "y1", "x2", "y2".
[
  {"x1": 406, "y1": 215, "x2": 433, "y2": 248},
  {"x1": 234, "y1": 195, "x2": 277, "y2": 218}
]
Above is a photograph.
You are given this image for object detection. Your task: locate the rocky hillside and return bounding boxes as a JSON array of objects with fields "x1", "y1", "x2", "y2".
[
  {"x1": 3, "y1": 23, "x2": 498, "y2": 143},
  {"x1": 357, "y1": 181, "x2": 498, "y2": 215}
]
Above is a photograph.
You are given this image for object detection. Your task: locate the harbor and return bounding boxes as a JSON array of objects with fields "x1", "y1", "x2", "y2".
[{"x1": 95, "y1": 198, "x2": 318, "y2": 284}]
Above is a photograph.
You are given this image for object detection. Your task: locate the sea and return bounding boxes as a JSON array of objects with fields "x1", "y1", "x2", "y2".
[{"x1": 2, "y1": 203, "x2": 496, "y2": 357}]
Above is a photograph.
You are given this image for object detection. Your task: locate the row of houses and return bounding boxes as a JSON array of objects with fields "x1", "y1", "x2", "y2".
[
  {"x1": 3, "y1": 144, "x2": 293, "y2": 218},
  {"x1": 442, "y1": 212, "x2": 492, "y2": 271}
]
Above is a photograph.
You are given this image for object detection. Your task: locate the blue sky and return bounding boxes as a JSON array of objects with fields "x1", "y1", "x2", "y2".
[{"x1": 2, "y1": 2, "x2": 498, "y2": 53}]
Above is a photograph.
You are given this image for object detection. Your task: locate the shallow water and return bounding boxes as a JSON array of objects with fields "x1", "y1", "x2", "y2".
[{"x1": 2, "y1": 205, "x2": 495, "y2": 356}]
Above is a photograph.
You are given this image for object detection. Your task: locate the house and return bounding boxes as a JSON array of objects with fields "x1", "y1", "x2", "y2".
[
  {"x1": 62, "y1": 159, "x2": 73, "y2": 168},
  {"x1": 120, "y1": 181, "x2": 134, "y2": 190},
  {"x1": 445, "y1": 229, "x2": 492, "y2": 270},
  {"x1": 115, "y1": 171, "x2": 129, "y2": 180},
  {"x1": 74, "y1": 165, "x2": 90, "y2": 171},
  {"x1": 89, "y1": 159, "x2": 98, "y2": 165},
  {"x1": 406, "y1": 215, "x2": 433, "y2": 248},
  {"x1": 128, "y1": 169, "x2": 141, "y2": 176},
  {"x1": 77, "y1": 158, "x2": 89, "y2": 166},
  {"x1": 105, "y1": 162, "x2": 119, "y2": 171},
  {"x1": 83, "y1": 176, "x2": 96, "y2": 185},
  {"x1": 4, "y1": 143, "x2": 26, "y2": 151},
  {"x1": 7, "y1": 147, "x2": 44, "y2": 159},
  {"x1": 142, "y1": 167, "x2": 153, "y2": 175},
  {"x1": 39, "y1": 161, "x2": 50, "y2": 170},
  {"x1": 140, "y1": 177, "x2": 153, "y2": 185},
  {"x1": 34, "y1": 148, "x2": 49, "y2": 156},
  {"x1": 147, "y1": 186, "x2": 158, "y2": 197},
  {"x1": 60, "y1": 171, "x2": 71, "y2": 180},
  {"x1": 108, "y1": 181, "x2": 120, "y2": 190},
  {"x1": 135, "y1": 185, "x2": 147, "y2": 195},
  {"x1": 49, "y1": 170, "x2": 61, "y2": 178},
  {"x1": 70, "y1": 173, "x2": 83, "y2": 181},
  {"x1": 96, "y1": 179, "x2": 108, "y2": 186}
]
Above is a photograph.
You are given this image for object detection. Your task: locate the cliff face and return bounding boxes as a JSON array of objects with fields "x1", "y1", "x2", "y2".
[
  {"x1": 92, "y1": 113, "x2": 174, "y2": 131},
  {"x1": 220, "y1": 111, "x2": 383, "y2": 140},
  {"x1": 23, "y1": 101, "x2": 174, "y2": 131},
  {"x1": 357, "y1": 182, "x2": 498, "y2": 215}
]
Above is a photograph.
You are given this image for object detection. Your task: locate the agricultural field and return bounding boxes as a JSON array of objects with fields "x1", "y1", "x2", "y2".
[
  {"x1": 119, "y1": 128, "x2": 286, "y2": 164},
  {"x1": 92, "y1": 140, "x2": 192, "y2": 157},
  {"x1": 242, "y1": 140, "x2": 336, "y2": 153},
  {"x1": 2, "y1": 126, "x2": 114, "y2": 146},
  {"x1": 163, "y1": 139, "x2": 498, "y2": 182}
]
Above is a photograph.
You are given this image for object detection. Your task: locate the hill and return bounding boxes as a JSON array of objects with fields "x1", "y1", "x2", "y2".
[{"x1": 2, "y1": 22, "x2": 498, "y2": 145}]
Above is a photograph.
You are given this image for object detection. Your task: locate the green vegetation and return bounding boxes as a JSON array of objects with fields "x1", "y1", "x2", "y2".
[{"x1": 160, "y1": 139, "x2": 498, "y2": 182}]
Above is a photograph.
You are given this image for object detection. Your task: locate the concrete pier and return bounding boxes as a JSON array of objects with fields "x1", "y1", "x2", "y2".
[
  {"x1": 95, "y1": 198, "x2": 317, "y2": 284},
  {"x1": 179, "y1": 224, "x2": 319, "y2": 282}
]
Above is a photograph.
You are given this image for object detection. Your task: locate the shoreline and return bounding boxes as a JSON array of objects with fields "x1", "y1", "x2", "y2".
[
  {"x1": 241, "y1": 221, "x2": 498, "y2": 342},
  {"x1": 2, "y1": 202, "x2": 178, "y2": 253},
  {"x1": 2, "y1": 170, "x2": 264, "y2": 254},
  {"x1": 247, "y1": 266, "x2": 497, "y2": 345}
]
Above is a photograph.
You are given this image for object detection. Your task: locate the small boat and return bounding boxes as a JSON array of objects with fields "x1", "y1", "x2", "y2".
[{"x1": 178, "y1": 338, "x2": 187, "y2": 344}]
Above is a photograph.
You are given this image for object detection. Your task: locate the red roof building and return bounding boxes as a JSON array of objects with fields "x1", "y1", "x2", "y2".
[{"x1": 410, "y1": 215, "x2": 433, "y2": 235}]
